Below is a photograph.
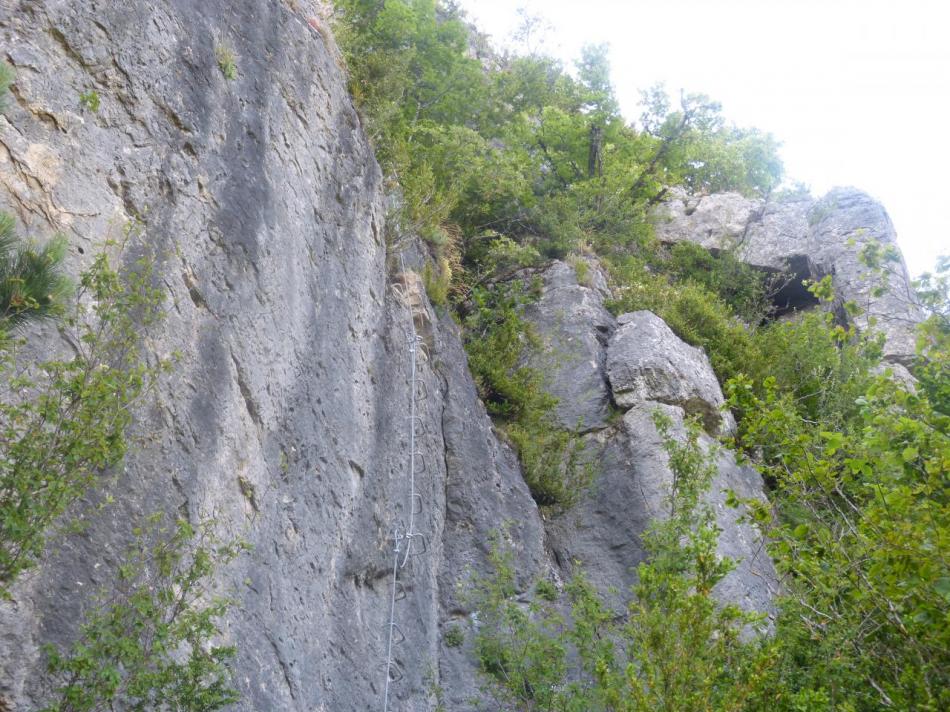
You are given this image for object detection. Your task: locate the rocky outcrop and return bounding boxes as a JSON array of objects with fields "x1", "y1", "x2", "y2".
[
  {"x1": 548, "y1": 400, "x2": 777, "y2": 618},
  {"x1": 655, "y1": 187, "x2": 922, "y2": 365},
  {"x1": 522, "y1": 262, "x2": 777, "y2": 622},
  {"x1": 607, "y1": 310, "x2": 734, "y2": 435},
  {"x1": 521, "y1": 259, "x2": 616, "y2": 431}
]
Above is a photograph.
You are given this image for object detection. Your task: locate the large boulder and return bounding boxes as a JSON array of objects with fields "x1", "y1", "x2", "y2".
[{"x1": 607, "y1": 310, "x2": 733, "y2": 435}]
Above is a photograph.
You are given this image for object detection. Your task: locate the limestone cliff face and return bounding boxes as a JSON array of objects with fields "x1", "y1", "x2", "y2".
[
  {"x1": 0, "y1": 2, "x2": 918, "y2": 711},
  {"x1": 1, "y1": 2, "x2": 546, "y2": 709}
]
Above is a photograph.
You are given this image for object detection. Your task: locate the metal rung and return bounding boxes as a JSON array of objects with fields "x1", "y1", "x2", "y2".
[
  {"x1": 414, "y1": 380, "x2": 428, "y2": 401},
  {"x1": 388, "y1": 623, "x2": 406, "y2": 646},
  {"x1": 411, "y1": 493, "x2": 423, "y2": 515},
  {"x1": 394, "y1": 581, "x2": 407, "y2": 601},
  {"x1": 416, "y1": 343, "x2": 430, "y2": 362},
  {"x1": 412, "y1": 453, "x2": 426, "y2": 474},
  {"x1": 409, "y1": 415, "x2": 427, "y2": 435},
  {"x1": 406, "y1": 532, "x2": 428, "y2": 556},
  {"x1": 381, "y1": 660, "x2": 404, "y2": 683}
]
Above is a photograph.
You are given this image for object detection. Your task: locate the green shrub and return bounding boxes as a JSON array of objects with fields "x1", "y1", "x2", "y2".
[
  {"x1": 39, "y1": 515, "x2": 245, "y2": 711},
  {"x1": 726, "y1": 367, "x2": 950, "y2": 710},
  {"x1": 507, "y1": 420, "x2": 591, "y2": 510},
  {"x1": 443, "y1": 624, "x2": 464, "y2": 648},
  {"x1": 470, "y1": 414, "x2": 769, "y2": 710},
  {"x1": 0, "y1": 235, "x2": 167, "y2": 595},
  {"x1": 665, "y1": 241, "x2": 773, "y2": 323},
  {"x1": 534, "y1": 578, "x2": 558, "y2": 602}
]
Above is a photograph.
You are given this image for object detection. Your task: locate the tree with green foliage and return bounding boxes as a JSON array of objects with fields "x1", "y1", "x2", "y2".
[
  {"x1": 0, "y1": 212, "x2": 72, "y2": 329},
  {"x1": 915, "y1": 254, "x2": 950, "y2": 414},
  {"x1": 333, "y1": 0, "x2": 783, "y2": 289},
  {"x1": 0, "y1": 234, "x2": 168, "y2": 596},
  {"x1": 39, "y1": 515, "x2": 244, "y2": 712}
]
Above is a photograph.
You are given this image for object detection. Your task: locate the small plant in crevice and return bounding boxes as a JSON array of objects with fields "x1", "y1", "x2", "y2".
[
  {"x1": 443, "y1": 624, "x2": 465, "y2": 648},
  {"x1": 79, "y1": 89, "x2": 100, "y2": 113},
  {"x1": 534, "y1": 578, "x2": 558, "y2": 602},
  {"x1": 215, "y1": 44, "x2": 238, "y2": 80},
  {"x1": 0, "y1": 61, "x2": 14, "y2": 112},
  {"x1": 38, "y1": 514, "x2": 247, "y2": 711}
]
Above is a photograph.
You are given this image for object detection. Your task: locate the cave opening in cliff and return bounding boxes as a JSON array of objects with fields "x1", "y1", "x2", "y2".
[{"x1": 767, "y1": 255, "x2": 822, "y2": 319}]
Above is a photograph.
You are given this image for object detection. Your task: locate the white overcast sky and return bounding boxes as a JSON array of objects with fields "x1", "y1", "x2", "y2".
[{"x1": 458, "y1": 0, "x2": 950, "y2": 277}]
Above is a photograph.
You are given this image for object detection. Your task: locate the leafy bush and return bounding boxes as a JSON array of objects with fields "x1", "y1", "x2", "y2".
[
  {"x1": 0, "y1": 235, "x2": 167, "y2": 595},
  {"x1": 39, "y1": 515, "x2": 245, "y2": 711},
  {"x1": 470, "y1": 414, "x2": 770, "y2": 711},
  {"x1": 664, "y1": 241, "x2": 774, "y2": 323},
  {"x1": 726, "y1": 367, "x2": 950, "y2": 710},
  {"x1": 914, "y1": 255, "x2": 950, "y2": 414},
  {"x1": 334, "y1": 0, "x2": 783, "y2": 299}
]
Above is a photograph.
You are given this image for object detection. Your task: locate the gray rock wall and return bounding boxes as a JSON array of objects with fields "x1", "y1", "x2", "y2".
[{"x1": 0, "y1": 2, "x2": 546, "y2": 709}]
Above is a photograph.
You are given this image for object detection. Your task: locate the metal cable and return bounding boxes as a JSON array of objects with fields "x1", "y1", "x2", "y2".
[{"x1": 382, "y1": 251, "x2": 428, "y2": 711}]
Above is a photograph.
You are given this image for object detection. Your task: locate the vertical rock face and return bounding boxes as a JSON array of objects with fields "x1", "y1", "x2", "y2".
[
  {"x1": 521, "y1": 259, "x2": 616, "y2": 431},
  {"x1": 0, "y1": 2, "x2": 547, "y2": 710},
  {"x1": 655, "y1": 187, "x2": 922, "y2": 365}
]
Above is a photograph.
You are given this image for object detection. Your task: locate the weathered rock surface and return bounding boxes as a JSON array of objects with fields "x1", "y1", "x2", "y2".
[
  {"x1": 2, "y1": 1, "x2": 917, "y2": 709},
  {"x1": 521, "y1": 259, "x2": 616, "y2": 431},
  {"x1": 547, "y1": 401, "x2": 777, "y2": 618},
  {"x1": 535, "y1": 289, "x2": 776, "y2": 620},
  {"x1": 0, "y1": 2, "x2": 546, "y2": 710},
  {"x1": 607, "y1": 310, "x2": 733, "y2": 435},
  {"x1": 655, "y1": 187, "x2": 922, "y2": 364}
]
